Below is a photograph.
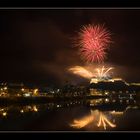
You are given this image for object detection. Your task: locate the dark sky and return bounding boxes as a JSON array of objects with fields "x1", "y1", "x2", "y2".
[{"x1": 0, "y1": 9, "x2": 139, "y2": 86}]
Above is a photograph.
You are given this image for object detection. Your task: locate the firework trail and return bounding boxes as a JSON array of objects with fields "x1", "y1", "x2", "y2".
[
  {"x1": 95, "y1": 66, "x2": 114, "y2": 79},
  {"x1": 68, "y1": 65, "x2": 113, "y2": 80},
  {"x1": 76, "y1": 24, "x2": 112, "y2": 63},
  {"x1": 68, "y1": 66, "x2": 94, "y2": 79}
]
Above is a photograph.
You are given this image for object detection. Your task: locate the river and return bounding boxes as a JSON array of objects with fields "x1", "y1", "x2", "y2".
[{"x1": 0, "y1": 97, "x2": 140, "y2": 131}]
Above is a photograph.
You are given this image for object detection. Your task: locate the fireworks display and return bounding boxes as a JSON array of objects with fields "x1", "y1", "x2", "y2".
[
  {"x1": 68, "y1": 65, "x2": 113, "y2": 80},
  {"x1": 95, "y1": 66, "x2": 113, "y2": 80},
  {"x1": 68, "y1": 66, "x2": 93, "y2": 79},
  {"x1": 76, "y1": 24, "x2": 112, "y2": 63}
]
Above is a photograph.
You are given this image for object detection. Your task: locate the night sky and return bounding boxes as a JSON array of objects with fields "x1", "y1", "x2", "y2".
[{"x1": 0, "y1": 9, "x2": 140, "y2": 86}]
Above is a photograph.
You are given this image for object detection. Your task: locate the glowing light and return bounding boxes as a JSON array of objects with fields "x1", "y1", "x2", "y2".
[
  {"x1": 105, "y1": 98, "x2": 109, "y2": 103},
  {"x1": 110, "y1": 111, "x2": 123, "y2": 115},
  {"x1": 57, "y1": 105, "x2": 60, "y2": 108},
  {"x1": 68, "y1": 66, "x2": 93, "y2": 79},
  {"x1": 68, "y1": 65, "x2": 114, "y2": 82},
  {"x1": 95, "y1": 66, "x2": 113, "y2": 80},
  {"x1": 75, "y1": 24, "x2": 112, "y2": 63},
  {"x1": 17, "y1": 94, "x2": 21, "y2": 97},
  {"x1": 21, "y1": 88, "x2": 25, "y2": 92},
  {"x1": 97, "y1": 112, "x2": 116, "y2": 130},
  {"x1": 33, "y1": 89, "x2": 39, "y2": 96},
  {"x1": 2, "y1": 112, "x2": 7, "y2": 117},
  {"x1": 3, "y1": 87, "x2": 7, "y2": 90},
  {"x1": 70, "y1": 115, "x2": 94, "y2": 128},
  {"x1": 70, "y1": 110, "x2": 117, "y2": 130},
  {"x1": 20, "y1": 109, "x2": 24, "y2": 113},
  {"x1": 0, "y1": 109, "x2": 4, "y2": 111},
  {"x1": 105, "y1": 92, "x2": 109, "y2": 95},
  {"x1": 90, "y1": 78, "x2": 98, "y2": 83},
  {"x1": 33, "y1": 106, "x2": 38, "y2": 112},
  {"x1": 130, "y1": 83, "x2": 140, "y2": 86},
  {"x1": 24, "y1": 93, "x2": 31, "y2": 97}
]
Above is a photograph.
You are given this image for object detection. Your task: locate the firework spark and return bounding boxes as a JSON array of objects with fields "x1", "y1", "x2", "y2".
[
  {"x1": 68, "y1": 65, "x2": 113, "y2": 80},
  {"x1": 76, "y1": 24, "x2": 112, "y2": 63},
  {"x1": 95, "y1": 66, "x2": 113, "y2": 80}
]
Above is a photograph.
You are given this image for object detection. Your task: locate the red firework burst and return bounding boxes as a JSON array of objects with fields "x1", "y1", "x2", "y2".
[{"x1": 76, "y1": 24, "x2": 112, "y2": 63}]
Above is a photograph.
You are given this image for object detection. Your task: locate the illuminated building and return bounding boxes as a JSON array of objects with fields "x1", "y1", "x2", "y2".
[{"x1": 90, "y1": 77, "x2": 123, "y2": 84}]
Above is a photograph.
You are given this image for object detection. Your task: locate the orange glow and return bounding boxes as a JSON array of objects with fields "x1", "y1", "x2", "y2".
[
  {"x1": 70, "y1": 115, "x2": 94, "y2": 128},
  {"x1": 70, "y1": 110, "x2": 117, "y2": 130},
  {"x1": 97, "y1": 112, "x2": 116, "y2": 130},
  {"x1": 68, "y1": 66, "x2": 93, "y2": 79}
]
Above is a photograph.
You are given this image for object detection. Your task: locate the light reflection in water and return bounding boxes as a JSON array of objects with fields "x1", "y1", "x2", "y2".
[
  {"x1": 0, "y1": 107, "x2": 8, "y2": 117},
  {"x1": 70, "y1": 99, "x2": 139, "y2": 130},
  {"x1": 70, "y1": 115, "x2": 94, "y2": 128},
  {"x1": 19, "y1": 105, "x2": 39, "y2": 113},
  {"x1": 97, "y1": 111, "x2": 116, "y2": 130},
  {"x1": 33, "y1": 105, "x2": 38, "y2": 112},
  {"x1": 0, "y1": 100, "x2": 85, "y2": 117},
  {"x1": 2, "y1": 112, "x2": 7, "y2": 117},
  {"x1": 0, "y1": 97, "x2": 138, "y2": 131},
  {"x1": 70, "y1": 109, "x2": 124, "y2": 130}
]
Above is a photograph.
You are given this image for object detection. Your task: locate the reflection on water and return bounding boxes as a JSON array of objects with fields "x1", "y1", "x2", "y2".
[
  {"x1": 96, "y1": 111, "x2": 116, "y2": 130},
  {"x1": 0, "y1": 108, "x2": 7, "y2": 117},
  {"x1": 69, "y1": 98, "x2": 139, "y2": 131},
  {"x1": 0, "y1": 97, "x2": 139, "y2": 131},
  {"x1": 70, "y1": 115, "x2": 94, "y2": 128},
  {"x1": 70, "y1": 110, "x2": 117, "y2": 130}
]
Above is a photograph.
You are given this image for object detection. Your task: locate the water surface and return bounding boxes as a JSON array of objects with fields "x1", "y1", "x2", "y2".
[{"x1": 0, "y1": 97, "x2": 140, "y2": 131}]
